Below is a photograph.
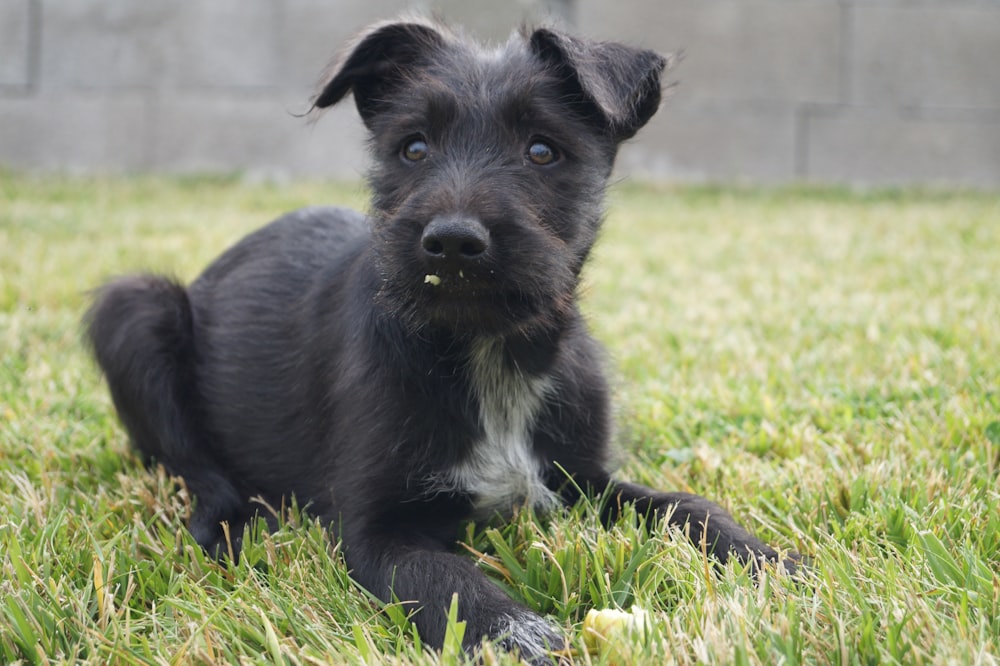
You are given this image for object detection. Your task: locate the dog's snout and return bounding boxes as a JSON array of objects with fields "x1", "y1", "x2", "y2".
[{"x1": 421, "y1": 216, "x2": 489, "y2": 264}]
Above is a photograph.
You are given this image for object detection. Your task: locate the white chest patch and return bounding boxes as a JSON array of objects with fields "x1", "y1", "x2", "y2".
[{"x1": 429, "y1": 339, "x2": 559, "y2": 517}]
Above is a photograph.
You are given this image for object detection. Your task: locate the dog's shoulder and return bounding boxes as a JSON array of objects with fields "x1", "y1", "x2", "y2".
[
  {"x1": 192, "y1": 206, "x2": 369, "y2": 291},
  {"x1": 258, "y1": 206, "x2": 369, "y2": 249}
]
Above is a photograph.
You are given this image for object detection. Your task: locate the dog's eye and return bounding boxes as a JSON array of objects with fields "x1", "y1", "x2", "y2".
[
  {"x1": 526, "y1": 141, "x2": 559, "y2": 166},
  {"x1": 401, "y1": 138, "x2": 429, "y2": 163}
]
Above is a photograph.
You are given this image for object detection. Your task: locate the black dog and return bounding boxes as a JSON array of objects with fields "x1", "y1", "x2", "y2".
[{"x1": 86, "y1": 19, "x2": 796, "y2": 662}]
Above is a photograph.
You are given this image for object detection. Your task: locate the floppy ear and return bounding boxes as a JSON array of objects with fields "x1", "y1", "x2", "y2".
[
  {"x1": 528, "y1": 28, "x2": 671, "y2": 141},
  {"x1": 312, "y1": 21, "x2": 447, "y2": 126}
]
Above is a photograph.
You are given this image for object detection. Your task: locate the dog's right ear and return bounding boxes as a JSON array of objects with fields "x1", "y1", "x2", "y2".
[{"x1": 312, "y1": 21, "x2": 446, "y2": 125}]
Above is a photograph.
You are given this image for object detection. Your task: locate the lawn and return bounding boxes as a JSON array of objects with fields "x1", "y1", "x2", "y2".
[{"x1": 1, "y1": 173, "x2": 998, "y2": 664}]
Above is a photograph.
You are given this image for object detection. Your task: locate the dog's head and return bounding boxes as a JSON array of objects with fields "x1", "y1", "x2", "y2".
[{"x1": 313, "y1": 19, "x2": 669, "y2": 337}]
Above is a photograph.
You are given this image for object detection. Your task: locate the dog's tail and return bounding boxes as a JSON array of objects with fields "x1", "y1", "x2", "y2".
[
  {"x1": 84, "y1": 274, "x2": 197, "y2": 464},
  {"x1": 84, "y1": 274, "x2": 244, "y2": 551}
]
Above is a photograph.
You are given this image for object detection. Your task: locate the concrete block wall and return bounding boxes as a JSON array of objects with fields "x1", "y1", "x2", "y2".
[
  {"x1": 579, "y1": 0, "x2": 1000, "y2": 188},
  {"x1": 1, "y1": 0, "x2": 998, "y2": 188}
]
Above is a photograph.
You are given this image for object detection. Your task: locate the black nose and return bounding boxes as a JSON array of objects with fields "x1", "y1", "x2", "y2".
[{"x1": 421, "y1": 216, "x2": 489, "y2": 264}]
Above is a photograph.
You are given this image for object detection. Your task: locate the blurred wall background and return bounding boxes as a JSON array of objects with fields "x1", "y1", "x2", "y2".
[{"x1": 1, "y1": 0, "x2": 998, "y2": 188}]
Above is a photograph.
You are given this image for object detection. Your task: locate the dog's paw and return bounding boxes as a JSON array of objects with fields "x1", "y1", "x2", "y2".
[
  {"x1": 493, "y1": 611, "x2": 565, "y2": 665},
  {"x1": 780, "y1": 552, "x2": 803, "y2": 574},
  {"x1": 188, "y1": 514, "x2": 246, "y2": 561},
  {"x1": 779, "y1": 551, "x2": 814, "y2": 581},
  {"x1": 743, "y1": 547, "x2": 809, "y2": 581}
]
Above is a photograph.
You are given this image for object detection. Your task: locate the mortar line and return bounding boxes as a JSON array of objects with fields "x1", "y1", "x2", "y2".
[{"x1": 27, "y1": 0, "x2": 42, "y2": 94}]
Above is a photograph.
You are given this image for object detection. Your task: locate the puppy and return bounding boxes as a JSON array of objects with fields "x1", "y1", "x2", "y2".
[{"x1": 86, "y1": 19, "x2": 796, "y2": 663}]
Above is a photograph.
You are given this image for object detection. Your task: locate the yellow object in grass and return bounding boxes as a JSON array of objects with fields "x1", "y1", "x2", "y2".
[{"x1": 582, "y1": 606, "x2": 651, "y2": 652}]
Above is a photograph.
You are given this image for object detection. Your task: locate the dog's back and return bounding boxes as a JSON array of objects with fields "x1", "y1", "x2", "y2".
[{"x1": 185, "y1": 206, "x2": 369, "y2": 504}]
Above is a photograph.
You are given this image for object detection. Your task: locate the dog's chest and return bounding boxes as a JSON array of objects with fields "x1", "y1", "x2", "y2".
[{"x1": 438, "y1": 341, "x2": 559, "y2": 517}]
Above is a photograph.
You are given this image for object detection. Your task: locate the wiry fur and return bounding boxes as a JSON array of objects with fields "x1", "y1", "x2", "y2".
[{"x1": 86, "y1": 19, "x2": 797, "y2": 665}]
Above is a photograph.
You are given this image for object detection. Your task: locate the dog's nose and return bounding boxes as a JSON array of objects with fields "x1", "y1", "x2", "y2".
[{"x1": 421, "y1": 216, "x2": 489, "y2": 264}]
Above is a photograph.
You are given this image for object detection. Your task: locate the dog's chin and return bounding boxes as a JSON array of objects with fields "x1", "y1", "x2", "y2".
[
  {"x1": 426, "y1": 301, "x2": 536, "y2": 338},
  {"x1": 378, "y1": 278, "x2": 564, "y2": 339}
]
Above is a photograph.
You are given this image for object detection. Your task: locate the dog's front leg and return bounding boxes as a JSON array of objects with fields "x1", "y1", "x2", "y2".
[
  {"x1": 344, "y1": 534, "x2": 564, "y2": 662},
  {"x1": 581, "y1": 479, "x2": 798, "y2": 574}
]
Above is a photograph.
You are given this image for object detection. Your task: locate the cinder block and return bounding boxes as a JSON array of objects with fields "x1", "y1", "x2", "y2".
[
  {"x1": 40, "y1": 1, "x2": 284, "y2": 91},
  {"x1": 615, "y1": 99, "x2": 798, "y2": 183},
  {"x1": 168, "y1": 0, "x2": 281, "y2": 89},
  {"x1": 150, "y1": 92, "x2": 367, "y2": 178},
  {"x1": 0, "y1": 0, "x2": 32, "y2": 87},
  {"x1": 277, "y1": 0, "x2": 417, "y2": 94},
  {"x1": 0, "y1": 93, "x2": 148, "y2": 171},
  {"x1": 577, "y1": 0, "x2": 842, "y2": 105},
  {"x1": 151, "y1": 93, "x2": 290, "y2": 172},
  {"x1": 39, "y1": 2, "x2": 174, "y2": 89},
  {"x1": 288, "y1": 104, "x2": 372, "y2": 178},
  {"x1": 852, "y1": 5, "x2": 1000, "y2": 109},
  {"x1": 805, "y1": 107, "x2": 1000, "y2": 188}
]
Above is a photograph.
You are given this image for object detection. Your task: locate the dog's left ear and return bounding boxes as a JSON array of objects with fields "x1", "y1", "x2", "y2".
[{"x1": 529, "y1": 28, "x2": 671, "y2": 141}]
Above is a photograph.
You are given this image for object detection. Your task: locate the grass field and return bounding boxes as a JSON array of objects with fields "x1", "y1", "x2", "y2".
[{"x1": 1, "y1": 173, "x2": 998, "y2": 665}]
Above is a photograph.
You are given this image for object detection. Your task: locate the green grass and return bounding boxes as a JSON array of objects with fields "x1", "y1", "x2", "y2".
[{"x1": 2, "y1": 173, "x2": 998, "y2": 664}]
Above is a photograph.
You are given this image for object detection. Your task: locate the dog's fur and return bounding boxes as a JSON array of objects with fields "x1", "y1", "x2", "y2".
[{"x1": 86, "y1": 20, "x2": 796, "y2": 663}]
